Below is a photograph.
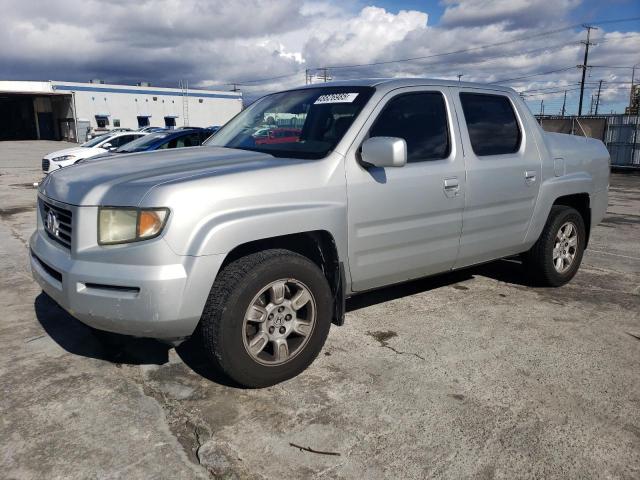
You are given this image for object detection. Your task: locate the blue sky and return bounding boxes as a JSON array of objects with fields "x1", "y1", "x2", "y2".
[
  {"x1": 367, "y1": 0, "x2": 640, "y2": 25},
  {"x1": 360, "y1": 0, "x2": 446, "y2": 21}
]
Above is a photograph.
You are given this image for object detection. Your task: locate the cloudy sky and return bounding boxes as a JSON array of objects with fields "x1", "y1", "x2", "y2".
[{"x1": 1, "y1": 0, "x2": 638, "y2": 113}]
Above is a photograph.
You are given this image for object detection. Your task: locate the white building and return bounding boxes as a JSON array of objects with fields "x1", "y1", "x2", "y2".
[{"x1": 0, "y1": 80, "x2": 243, "y2": 142}]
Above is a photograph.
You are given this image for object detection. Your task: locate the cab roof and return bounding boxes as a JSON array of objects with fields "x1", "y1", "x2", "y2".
[{"x1": 296, "y1": 77, "x2": 516, "y2": 94}]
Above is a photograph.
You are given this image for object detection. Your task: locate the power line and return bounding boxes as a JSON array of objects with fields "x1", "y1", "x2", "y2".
[
  {"x1": 589, "y1": 65, "x2": 637, "y2": 69},
  {"x1": 322, "y1": 16, "x2": 640, "y2": 71},
  {"x1": 490, "y1": 66, "x2": 577, "y2": 84},
  {"x1": 589, "y1": 17, "x2": 640, "y2": 26},
  {"x1": 225, "y1": 16, "x2": 640, "y2": 88},
  {"x1": 522, "y1": 84, "x2": 628, "y2": 97},
  {"x1": 230, "y1": 71, "x2": 301, "y2": 85},
  {"x1": 518, "y1": 80, "x2": 630, "y2": 94},
  {"x1": 522, "y1": 87, "x2": 582, "y2": 97},
  {"x1": 519, "y1": 83, "x2": 583, "y2": 93}
]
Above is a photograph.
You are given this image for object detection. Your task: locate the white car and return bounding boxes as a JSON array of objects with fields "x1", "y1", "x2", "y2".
[{"x1": 41, "y1": 131, "x2": 147, "y2": 174}]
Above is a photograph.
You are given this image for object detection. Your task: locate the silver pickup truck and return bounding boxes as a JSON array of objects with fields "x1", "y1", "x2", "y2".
[{"x1": 30, "y1": 78, "x2": 609, "y2": 387}]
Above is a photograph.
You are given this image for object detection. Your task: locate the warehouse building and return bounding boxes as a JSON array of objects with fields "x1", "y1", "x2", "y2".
[{"x1": 0, "y1": 80, "x2": 243, "y2": 142}]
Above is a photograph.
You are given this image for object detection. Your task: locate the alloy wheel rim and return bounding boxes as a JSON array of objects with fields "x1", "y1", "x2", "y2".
[
  {"x1": 553, "y1": 221, "x2": 578, "y2": 274},
  {"x1": 242, "y1": 278, "x2": 316, "y2": 366}
]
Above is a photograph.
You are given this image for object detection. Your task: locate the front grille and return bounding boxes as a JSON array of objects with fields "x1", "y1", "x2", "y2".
[
  {"x1": 42, "y1": 158, "x2": 50, "y2": 173},
  {"x1": 40, "y1": 199, "x2": 73, "y2": 249}
]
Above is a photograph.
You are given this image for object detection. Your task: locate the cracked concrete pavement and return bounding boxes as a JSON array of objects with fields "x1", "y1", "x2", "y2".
[{"x1": 1, "y1": 141, "x2": 639, "y2": 479}]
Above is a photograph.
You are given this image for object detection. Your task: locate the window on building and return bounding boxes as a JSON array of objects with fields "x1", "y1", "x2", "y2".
[
  {"x1": 369, "y1": 92, "x2": 450, "y2": 162},
  {"x1": 164, "y1": 117, "x2": 176, "y2": 128},
  {"x1": 137, "y1": 116, "x2": 150, "y2": 128},
  {"x1": 95, "y1": 115, "x2": 109, "y2": 128},
  {"x1": 459, "y1": 93, "x2": 521, "y2": 156},
  {"x1": 113, "y1": 119, "x2": 121, "y2": 127}
]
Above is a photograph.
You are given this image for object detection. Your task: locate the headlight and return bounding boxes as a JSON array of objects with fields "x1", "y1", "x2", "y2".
[
  {"x1": 98, "y1": 207, "x2": 169, "y2": 245},
  {"x1": 52, "y1": 155, "x2": 76, "y2": 162}
]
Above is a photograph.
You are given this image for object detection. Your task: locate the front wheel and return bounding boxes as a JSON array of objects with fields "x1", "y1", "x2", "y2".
[
  {"x1": 198, "y1": 249, "x2": 332, "y2": 388},
  {"x1": 524, "y1": 205, "x2": 586, "y2": 287}
]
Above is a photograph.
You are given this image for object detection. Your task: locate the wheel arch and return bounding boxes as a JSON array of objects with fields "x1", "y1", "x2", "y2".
[
  {"x1": 220, "y1": 230, "x2": 346, "y2": 326},
  {"x1": 552, "y1": 193, "x2": 591, "y2": 246},
  {"x1": 524, "y1": 173, "x2": 593, "y2": 247}
]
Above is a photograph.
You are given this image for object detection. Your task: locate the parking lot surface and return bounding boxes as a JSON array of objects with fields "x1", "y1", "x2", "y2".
[{"x1": 1, "y1": 140, "x2": 638, "y2": 479}]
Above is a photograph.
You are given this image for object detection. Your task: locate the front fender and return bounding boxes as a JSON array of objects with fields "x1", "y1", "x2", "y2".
[{"x1": 181, "y1": 201, "x2": 348, "y2": 260}]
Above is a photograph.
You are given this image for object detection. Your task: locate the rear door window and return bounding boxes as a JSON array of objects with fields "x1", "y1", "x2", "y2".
[{"x1": 459, "y1": 93, "x2": 521, "y2": 156}]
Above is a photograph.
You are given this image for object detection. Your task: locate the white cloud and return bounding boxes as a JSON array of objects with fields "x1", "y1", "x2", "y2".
[
  {"x1": 0, "y1": 0, "x2": 637, "y2": 112},
  {"x1": 302, "y1": 6, "x2": 428, "y2": 66}
]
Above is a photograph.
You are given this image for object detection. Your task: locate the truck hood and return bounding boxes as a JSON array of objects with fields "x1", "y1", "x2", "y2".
[{"x1": 39, "y1": 146, "x2": 296, "y2": 206}]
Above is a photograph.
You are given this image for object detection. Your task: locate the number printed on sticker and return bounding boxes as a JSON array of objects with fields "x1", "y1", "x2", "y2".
[{"x1": 314, "y1": 93, "x2": 359, "y2": 104}]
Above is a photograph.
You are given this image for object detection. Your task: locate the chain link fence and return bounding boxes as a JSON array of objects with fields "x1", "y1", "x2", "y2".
[{"x1": 537, "y1": 114, "x2": 640, "y2": 168}]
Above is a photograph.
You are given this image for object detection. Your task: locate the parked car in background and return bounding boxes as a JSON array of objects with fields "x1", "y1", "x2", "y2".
[
  {"x1": 89, "y1": 128, "x2": 216, "y2": 159},
  {"x1": 31, "y1": 79, "x2": 609, "y2": 388},
  {"x1": 86, "y1": 127, "x2": 132, "y2": 140},
  {"x1": 138, "y1": 126, "x2": 167, "y2": 133},
  {"x1": 251, "y1": 127, "x2": 272, "y2": 140},
  {"x1": 41, "y1": 131, "x2": 147, "y2": 173},
  {"x1": 254, "y1": 127, "x2": 301, "y2": 145}
]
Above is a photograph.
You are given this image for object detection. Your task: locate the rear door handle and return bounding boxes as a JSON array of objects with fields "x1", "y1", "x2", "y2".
[
  {"x1": 443, "y1": 177, "x2": 460, "y2": 197},
  {"x1": 525, "y1": 170, "x2": 537, "y2": 184}
]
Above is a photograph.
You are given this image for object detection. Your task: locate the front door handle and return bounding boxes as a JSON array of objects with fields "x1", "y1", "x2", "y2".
[
  {"x1": 525, "y1": 170, "x2": 537, "y2": 185},
  {"x1": 443, "y1": 177, "x2": 460, "y2": 197}
]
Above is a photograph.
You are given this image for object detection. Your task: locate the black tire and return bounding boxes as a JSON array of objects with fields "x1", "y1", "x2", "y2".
[
  {"x1": 524, "y1": 205, "x2": 586, "y2": 287},
  {"x1": 198, "y1": 249, "x2": 332, "y2": 388}
]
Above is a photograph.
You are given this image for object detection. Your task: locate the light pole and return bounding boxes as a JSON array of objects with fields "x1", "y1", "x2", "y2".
[{"x1": 630, "y1": 63, "x2": 639, "y2": 112}]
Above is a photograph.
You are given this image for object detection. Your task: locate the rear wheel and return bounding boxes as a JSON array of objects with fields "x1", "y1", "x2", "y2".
[
  {"x1": 198, "y1": 249, "x2": 332, "y2": 388},
  {"x1": 524, "y1": 205, "x2": 586, "y2": 287}
]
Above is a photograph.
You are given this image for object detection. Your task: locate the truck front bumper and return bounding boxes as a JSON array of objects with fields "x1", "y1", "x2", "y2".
[{"x1": 30, "y1": 231, "x2": 225, "y2": 339}]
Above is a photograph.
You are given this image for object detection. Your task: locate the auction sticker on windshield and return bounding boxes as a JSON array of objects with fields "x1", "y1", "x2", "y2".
[{"x1": 314, "y1": 93, "x2": 359, "y2": 104}]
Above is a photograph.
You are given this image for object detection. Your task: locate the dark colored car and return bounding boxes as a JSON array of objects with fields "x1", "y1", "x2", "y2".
[
  {"x1": 254, "y1": 128, "x2": 301, "y2": 145},
  {"x1": 94, "y1": 128, "x2": 216, "y2": 158}
]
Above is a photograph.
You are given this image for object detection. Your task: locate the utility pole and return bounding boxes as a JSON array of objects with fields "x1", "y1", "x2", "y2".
[
  {"x1": 305, "y1": 69, "x2": 309, "y2": 85},
  {"x1": 631, "y1": 64, "x2": 638, "y2": 110},
  {"x1": 561, "y1": 90, "x2": 567, "y2": 117},
  {"x1": 578, "y1": 24, "x2": 597, "y2": 116},
  {"x1": 594, "y1": 79, "x2": 603, "y2": 115},
  {"x1": 539, "y1": 99, "x2": 544, "y2": 116},
  {"x1": 321, "y1": 68, "x2": 329, "y2": 82}
]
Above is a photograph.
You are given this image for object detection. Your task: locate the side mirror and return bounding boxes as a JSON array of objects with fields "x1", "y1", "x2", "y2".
[
  {"x1": 102, "y1": 142, "x2": 113, "y2": 150},
  {"x1": 361, "y1": 136, "x2": 407, "y2": 168}
]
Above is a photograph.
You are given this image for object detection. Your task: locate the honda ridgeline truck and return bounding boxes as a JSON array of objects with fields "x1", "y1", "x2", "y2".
[{"x1": 30, "y1": 79, "x2": 609, "y2": 387}]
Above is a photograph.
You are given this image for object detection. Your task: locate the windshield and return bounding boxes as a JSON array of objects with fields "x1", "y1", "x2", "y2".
[
  {"x1": 82, "y1": 134, "x2": 111, "y2": 147},
  {"x1": 115, "y1": 132, "x2": 169, "y2": 152},
  {"x1": 205, "y1": 86, "x2": 375, "y2": 159}
]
